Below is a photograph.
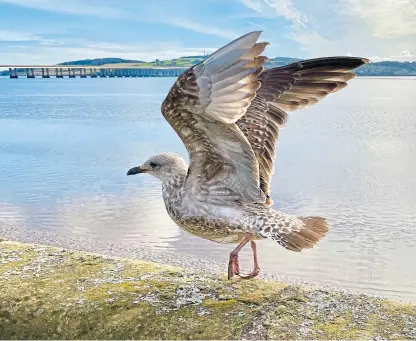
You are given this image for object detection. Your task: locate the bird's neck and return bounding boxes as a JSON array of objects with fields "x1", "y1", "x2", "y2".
[
  {"x1": 162, "y1": 166, "x2": 188, "y2": 194},
  {"x1": 161, "y1": 166, "x2": 188, "y2": 220}
]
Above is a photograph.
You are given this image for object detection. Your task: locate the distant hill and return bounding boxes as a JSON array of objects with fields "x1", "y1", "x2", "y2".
[
  {"x1": 58, "y1": 57, "x2": 145, "y2": 66},
  {"x1": 56, "y1": 56, "x2": 207, "y2": 67},
  {"x1": 2, "y1": 56, "x2": 416, "y2": 76},
  {"x1": 355, "y1": 61, "x2": 416, "y2": 76},
  {"x1": 55, "y1": 56, "x2": 301, "y2": 68}
]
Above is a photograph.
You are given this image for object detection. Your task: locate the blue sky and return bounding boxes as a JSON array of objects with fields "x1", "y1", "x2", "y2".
[{"x1": 0, "y1": 0, "x2": 415, "y2": 64}]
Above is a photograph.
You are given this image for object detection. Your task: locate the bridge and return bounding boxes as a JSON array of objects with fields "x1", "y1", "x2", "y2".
[{"x1": 0, "y1": 65, "x2": 188, "y2": 78}]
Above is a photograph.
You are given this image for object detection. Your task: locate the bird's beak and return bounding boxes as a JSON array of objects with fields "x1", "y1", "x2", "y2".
[{"x1": 127, "y1": 166, "x2": 144, "y2": 176}]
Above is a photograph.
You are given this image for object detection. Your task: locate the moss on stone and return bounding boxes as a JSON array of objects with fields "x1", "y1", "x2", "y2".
[{"x1": 0, "y1": 239, "x2": 415, "y2": 340}]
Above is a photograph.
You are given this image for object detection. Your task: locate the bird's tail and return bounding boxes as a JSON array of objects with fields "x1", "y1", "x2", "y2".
[{"x1": 260, "y1": 215, "x2": 329, "y2": 252}]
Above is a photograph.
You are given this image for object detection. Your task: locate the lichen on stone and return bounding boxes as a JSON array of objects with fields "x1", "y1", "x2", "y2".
[{"x1": 0, "y1": 239, "x2": 415, "y2": 340}]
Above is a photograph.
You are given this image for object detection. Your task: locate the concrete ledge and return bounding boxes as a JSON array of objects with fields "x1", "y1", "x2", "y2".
[{"x1": 0, "y1": 239, "x2": 415, "y2": 339}]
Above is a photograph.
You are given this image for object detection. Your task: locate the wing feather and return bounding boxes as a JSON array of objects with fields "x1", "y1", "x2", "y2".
[
  {"x1": 236, "y1": 56, "x2": 369, "y2": 205},
  {"x1": 161, "y1": 31, "x2": 268, "y2": 205}
]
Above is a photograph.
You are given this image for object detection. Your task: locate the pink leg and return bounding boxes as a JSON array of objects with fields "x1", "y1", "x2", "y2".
[{"x1": 228, "y1": 233, "x2": 260, "y2": 280}]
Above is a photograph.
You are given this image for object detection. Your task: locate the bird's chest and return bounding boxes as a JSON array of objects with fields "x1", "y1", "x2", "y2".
[
  {"x1": 162, "y1": 191, "x2": 246, "y2": 244},
  {"x1": 173, "y1": 213, "x2": 245, "y2": 244}
]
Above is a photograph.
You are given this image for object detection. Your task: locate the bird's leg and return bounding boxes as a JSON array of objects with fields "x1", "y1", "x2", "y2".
[
  {"x1": 237, "y1": 240, "x2": 260, "y2": 279},
  {"x1": 228, "y1": 232, "x2": 260, "y2": 280},
  {"x1": 228, "y1": 252, "x2": 240, "y2": 279}
]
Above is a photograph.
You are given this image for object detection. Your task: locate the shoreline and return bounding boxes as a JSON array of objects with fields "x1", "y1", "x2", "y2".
[
  {"x1": 1, "y1": 238, "x2": 415, "y2": 339},
  {"x1": 1, "y1": 74, "x2": 416, "y2": 79},
  {"x1": 1, "y1": 221, "x2": 415, "y2": 306}
]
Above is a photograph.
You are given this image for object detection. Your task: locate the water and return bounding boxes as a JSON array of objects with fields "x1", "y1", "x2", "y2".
[{"x1": 1, "y1": 76, "x2": 415, "y2": 302}]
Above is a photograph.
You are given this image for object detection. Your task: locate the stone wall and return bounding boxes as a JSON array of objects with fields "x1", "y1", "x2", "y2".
[{"x1": 0, "y1": 239, "x2": 415, "y2": 339}]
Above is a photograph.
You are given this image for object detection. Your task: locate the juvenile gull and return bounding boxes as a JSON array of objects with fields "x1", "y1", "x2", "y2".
[{"x1": 127, "y1": 31, "x2": 368, "y2": 279}]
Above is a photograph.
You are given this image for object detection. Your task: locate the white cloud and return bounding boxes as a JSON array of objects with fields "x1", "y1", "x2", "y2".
[
  {"x1": 161, "y1": 18, "x2": 238, "y2": 39},
  {"x1": 240, "y1": 0, "x2": 416, "y2": 61},
  {"x1": 264, "y1": 0, "x2": 308, "y2": 28},
  {"x1": 240, "y1": 0, "x2": 326, "y2": 54},
  {"x1": 239, "y1": 0, "x2": 308, "y2": 28},
  {"x1": 240, "y1": 0, "x2": 269, "y2": 15},
  {"x1": 39, "y1": 39, "x2": 63, "y2": 46},
  {"x1": 290, "y1": 31, "x2": 327, "y2": 52},
  {"x1": 0, "y1": 29, "x2": 39, "y2": 41},
  {"x1": 343, "y1": 0, "x2": 416, "y2": 38},
  {"x1": 0, "y1": 29, "x2": 63, "y2": 47}
]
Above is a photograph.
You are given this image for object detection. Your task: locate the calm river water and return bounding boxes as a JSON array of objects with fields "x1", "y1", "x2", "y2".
[{"x1": 0, "y1": 76, "x2": 415, "y2": 302}]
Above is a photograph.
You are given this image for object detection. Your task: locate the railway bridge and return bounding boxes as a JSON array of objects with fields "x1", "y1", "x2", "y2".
[{"x1": 0, "y1": 65, "x2": 188, "y2": 78}]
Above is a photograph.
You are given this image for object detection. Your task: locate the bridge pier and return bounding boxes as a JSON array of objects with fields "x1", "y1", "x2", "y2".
[
  {"x1": 90, "y1": 68, "x2": 97, "y2": 78},
  {"x1": 68, "y1": 68, "x2": 75, "y2": 78},
  {"x1": 79, "y1": 68, "x2": 87, "y2": 78},
  {"x1": 55, "y1": 68, "x2": 63, "y2": 78},
  {"x1": 41, "y1": 68, "x2": 50, "y2": 78},
  {"x1": 9, "y1": 68, "x2": 18, "y2": 79},
  {"x1": 26, "y1": 68, "x2": 35, "y2": 78}
]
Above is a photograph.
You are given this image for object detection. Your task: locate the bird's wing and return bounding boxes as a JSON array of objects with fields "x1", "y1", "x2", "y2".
[
  {"x1": 161, "y1": 31, "x2": 270, "y2": 205},
  {"x1": 236, "y1": 57, "x2": 369, "y2": 205}
]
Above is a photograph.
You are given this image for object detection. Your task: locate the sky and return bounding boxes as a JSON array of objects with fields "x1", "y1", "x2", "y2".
[{"x1": 0, "y1": 0, "x2": 415, "y2": 65}]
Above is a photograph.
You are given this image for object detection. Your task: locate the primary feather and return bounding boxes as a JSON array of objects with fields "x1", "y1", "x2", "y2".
[{"x1": 236, "y1": 56, "x2": 369, "y2": 205}]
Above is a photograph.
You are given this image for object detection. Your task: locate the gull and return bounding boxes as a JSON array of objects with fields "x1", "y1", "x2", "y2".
[{"x1": 127, "y1": 31, "x2": 368, "y2": 279}]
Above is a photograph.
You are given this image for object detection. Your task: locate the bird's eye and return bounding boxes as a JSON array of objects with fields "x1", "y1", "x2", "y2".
[{"x1": 149, "y1": 162, "x2": 158, "y2": 168}]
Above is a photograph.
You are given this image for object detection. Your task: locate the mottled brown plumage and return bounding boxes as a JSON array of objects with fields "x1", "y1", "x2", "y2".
[
  {"x1": 236, "y1": 57, "x2": 369, "y2": 205},
  {"x1": 127, "y1": 31, "x2": 368, "y2": 279}
]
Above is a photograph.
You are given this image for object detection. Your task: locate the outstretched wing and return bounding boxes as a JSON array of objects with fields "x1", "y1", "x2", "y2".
[
  {"x1": 161, "y1": 31, "x2": 269, "y2": 205},
  {"x1": 236, "y1": 57, "x2": 369, "y2": 205}
]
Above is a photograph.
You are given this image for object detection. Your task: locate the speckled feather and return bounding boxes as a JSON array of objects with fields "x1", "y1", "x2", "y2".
[
  {"x1": 136, "y1": 32, "x2": 367, "y2": 251},
  {"x1": 236, "y1": 57, "x2": 369, "y2": 205}
]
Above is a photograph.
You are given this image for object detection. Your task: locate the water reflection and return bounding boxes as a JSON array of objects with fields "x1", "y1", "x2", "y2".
[{"x1": 55, "y1": 189, "x2": 180, "y2": 248}]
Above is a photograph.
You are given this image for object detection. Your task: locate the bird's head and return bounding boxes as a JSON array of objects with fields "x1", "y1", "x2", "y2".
[{"x1": 127, "y1": 152, "x2": 188, "y2": 182}]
